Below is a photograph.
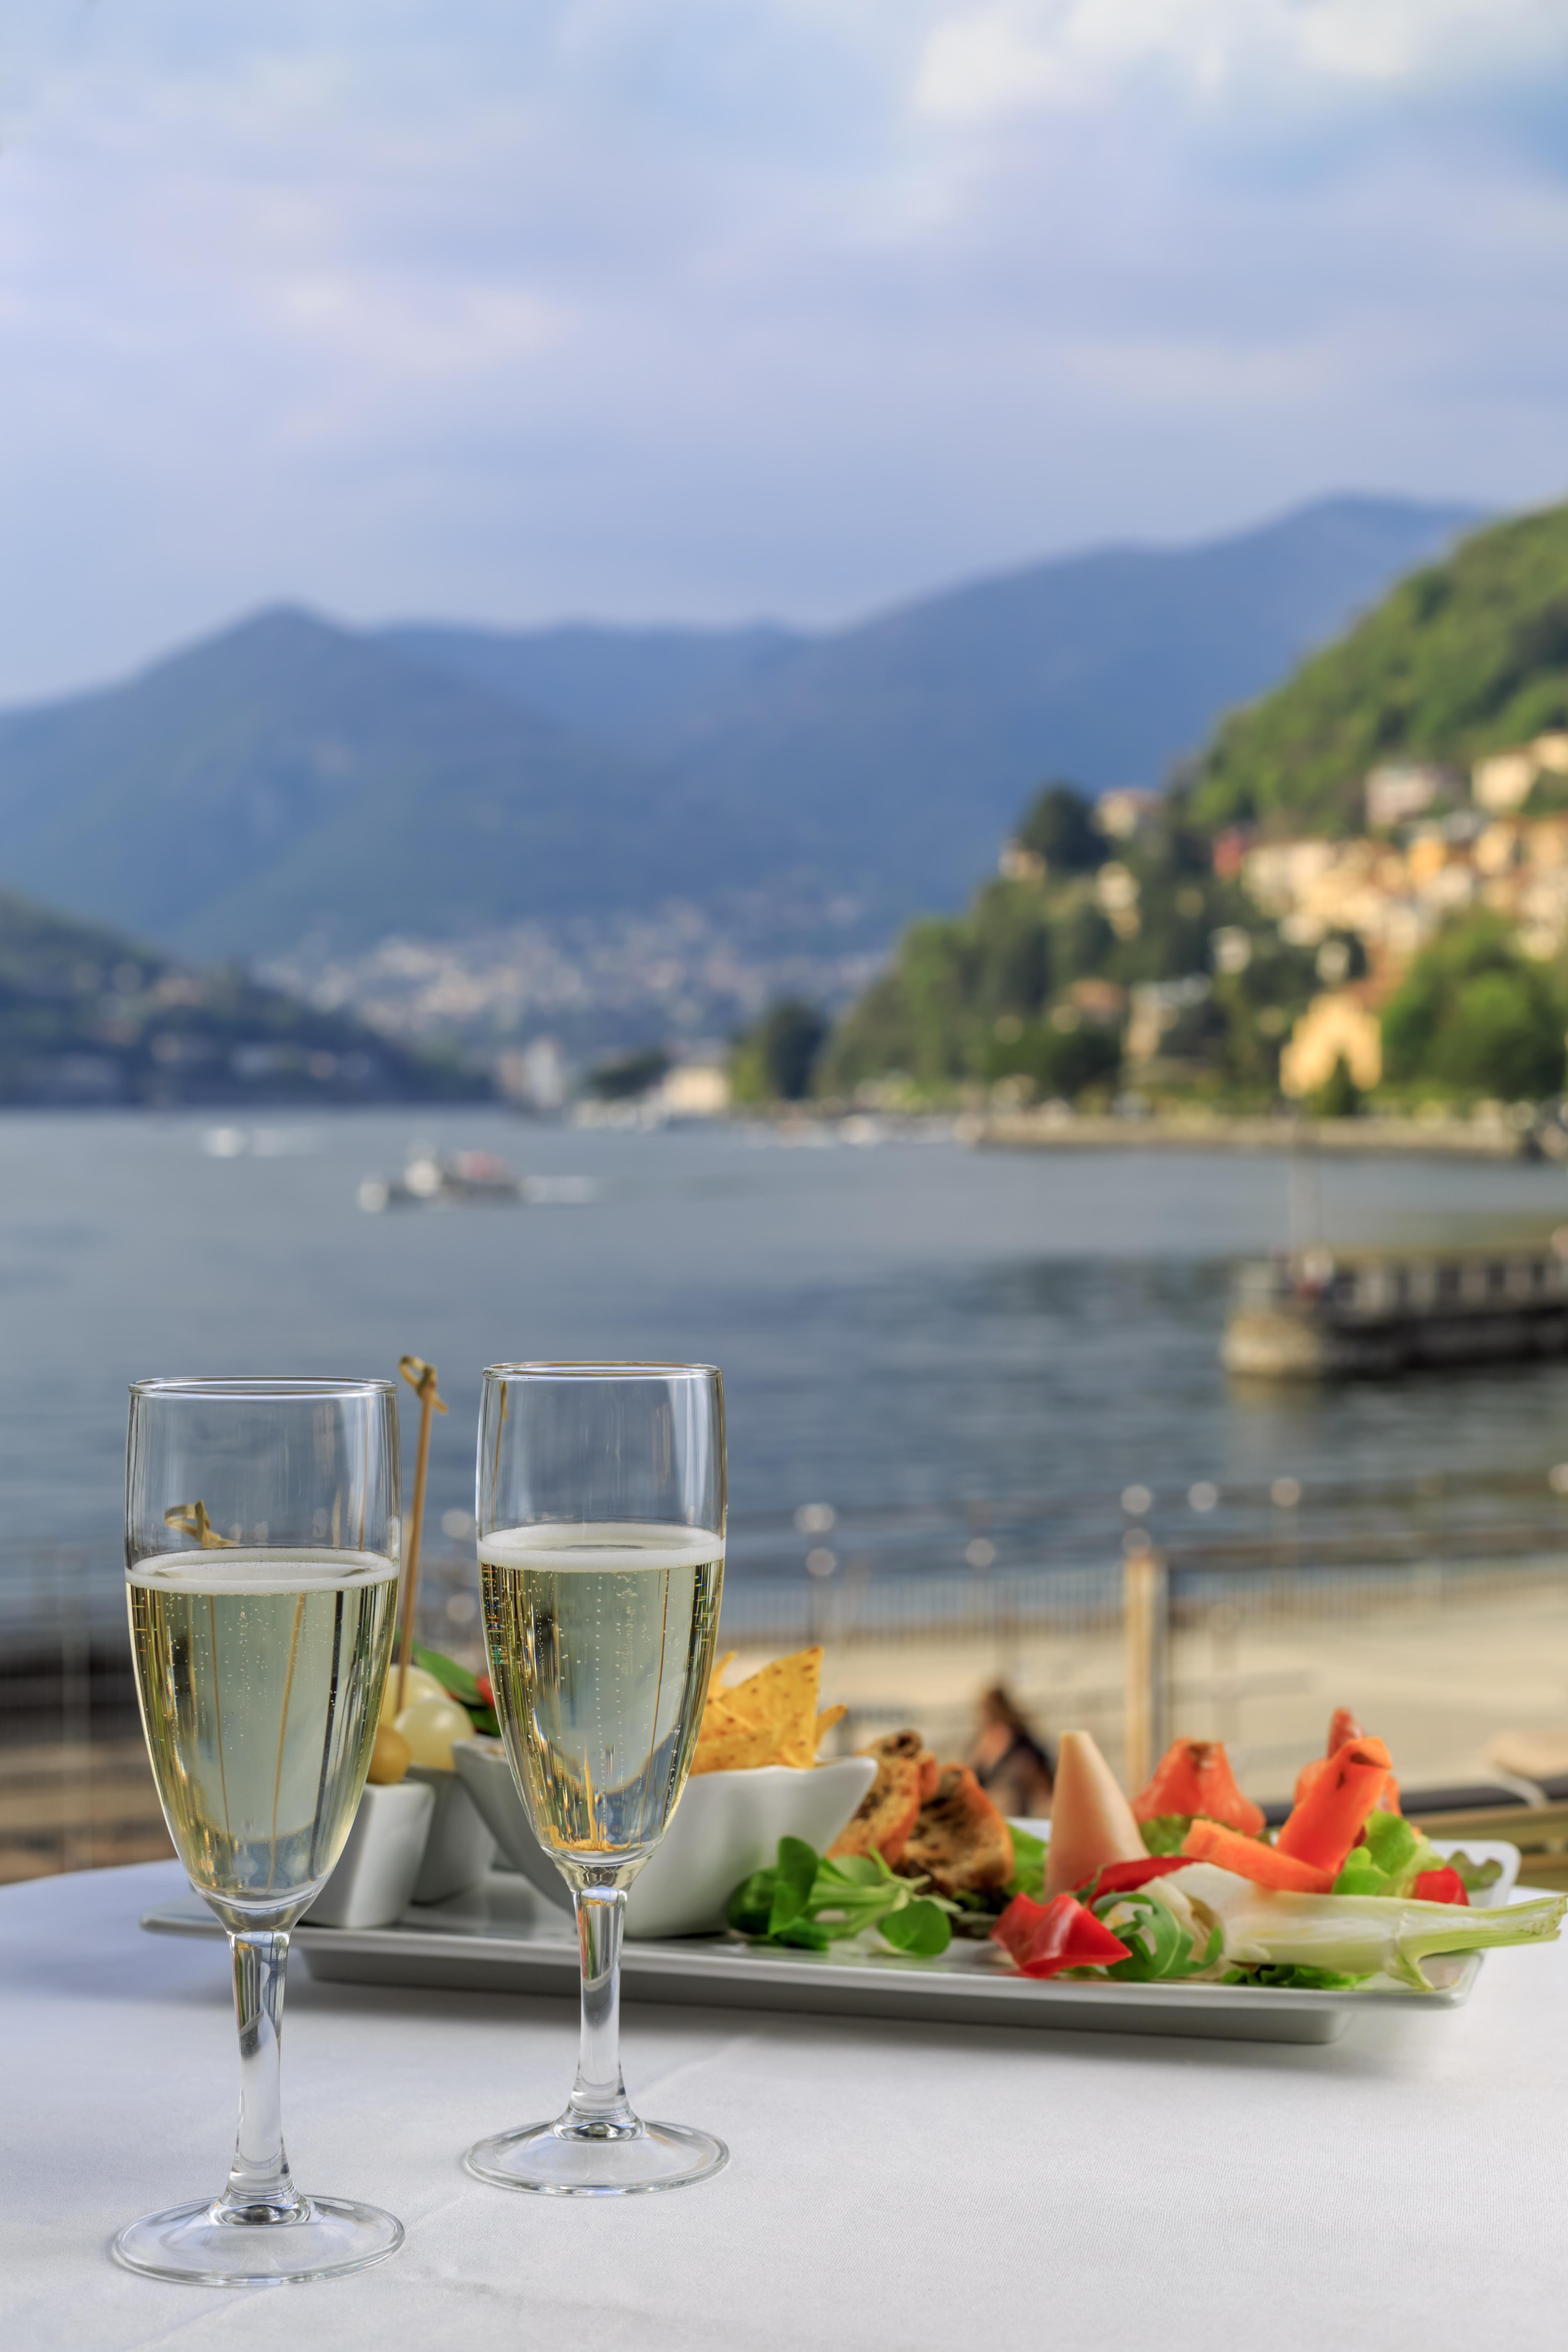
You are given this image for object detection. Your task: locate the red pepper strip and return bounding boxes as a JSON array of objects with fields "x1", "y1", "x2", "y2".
[
  {"x1": 1073, "y1": 1856, "x2": 1192, "y2": 1903},
  {"x1": 1275, "y1": 1736, "x2": 1393, "y2": 1876},
  {"x1": 1413, "y1": 1866, "x2": 1469, "y2": 1907},
  {"x1": 475, "y1": 1672, "x2": 495, "y2": 1709},
  {"x1": 992, "y1": 1893, "x2": 1132, "y2": 1980}
]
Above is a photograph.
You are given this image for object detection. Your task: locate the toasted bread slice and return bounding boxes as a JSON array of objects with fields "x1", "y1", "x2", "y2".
[
  {"x1": 827, "y1": 1729, "x2": 934, "y2": 1866},
  {"x1": 901, "y1": 1765, "x2": 1015, "y2": 1896}
]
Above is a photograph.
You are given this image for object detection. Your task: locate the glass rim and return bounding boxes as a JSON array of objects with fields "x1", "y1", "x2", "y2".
[
  {"x1": 482, "y1": 1360, "x2": 721, "y2": 1382},
  {"x1": 128, "y1": 1376, "x2": 398, "y2": 1400}
]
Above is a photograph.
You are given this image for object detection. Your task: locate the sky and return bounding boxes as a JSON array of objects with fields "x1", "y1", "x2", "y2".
[{"x1": 1, "y1": 0, "x2": 1567, "y2": 701}]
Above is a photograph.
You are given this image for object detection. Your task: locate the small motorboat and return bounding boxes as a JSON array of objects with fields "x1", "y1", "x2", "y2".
[{"x1": 357, "y1": 1149, "x2": 596, "y2": 1212}]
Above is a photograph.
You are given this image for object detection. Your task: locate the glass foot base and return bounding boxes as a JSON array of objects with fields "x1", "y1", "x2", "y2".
[
  {"x1": 464, "y1": 2118, "x2": 728, "y2": 2196},
  {"x1": 112, "y1": 2195, "x2": 404, "y2": 2286}
]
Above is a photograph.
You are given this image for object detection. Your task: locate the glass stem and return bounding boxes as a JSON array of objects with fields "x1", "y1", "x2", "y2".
[
  {"x1": 217, "y1": 1929, "x2": 308, "y2": 2223},
  {"x1": 563, "y1": 1886, "x2": 640, "y2": 2140}
]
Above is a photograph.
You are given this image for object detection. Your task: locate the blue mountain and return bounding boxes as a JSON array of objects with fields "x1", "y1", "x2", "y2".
[{"x1": 0, "y1": 495, "x2": 1480, "y2": 957}]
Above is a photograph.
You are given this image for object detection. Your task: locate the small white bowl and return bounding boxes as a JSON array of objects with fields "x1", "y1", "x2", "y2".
[
  {"x1": 305, "y1": 1779, "x2": 436, "y2": 1930},
  {"x1": 407, "y1": 1763, "x2": 499, "y2": 1904},
  {"x1": 452, "y1": 1740, "x2": 877, "y2": 1939}
]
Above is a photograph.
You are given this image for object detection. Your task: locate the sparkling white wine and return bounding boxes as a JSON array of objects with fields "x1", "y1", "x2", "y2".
[
  {"x1": 479, "y1": 1521, "x2": 723, "y2": 1877},
  {"x1": 127, "y1": 1549, "x2": 398, "y2": 1929}
]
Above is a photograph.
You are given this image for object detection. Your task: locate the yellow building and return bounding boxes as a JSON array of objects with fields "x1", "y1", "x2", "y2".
[
  {"x1": 657, "y1": 1062, "x2": 732, "y2": 1117},
  {"x1": 1279, "y1": 988, "x2": 1383, "y2": 1098}
]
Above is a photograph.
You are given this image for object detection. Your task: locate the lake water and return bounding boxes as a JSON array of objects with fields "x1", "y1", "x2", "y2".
[{"x1": 6, "y1": 1109, "x2": 1568, "y2": 1625}]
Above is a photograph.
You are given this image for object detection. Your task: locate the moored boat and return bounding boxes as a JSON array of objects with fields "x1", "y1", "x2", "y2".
[{"x1": 1224, "y1": 1238, "x2": 1568, "y2": 1378}]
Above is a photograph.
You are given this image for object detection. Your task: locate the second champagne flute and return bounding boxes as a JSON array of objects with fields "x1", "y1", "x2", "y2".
[{"x1": 465, "y1": 1361, "x2": 727, "y2": 2195}]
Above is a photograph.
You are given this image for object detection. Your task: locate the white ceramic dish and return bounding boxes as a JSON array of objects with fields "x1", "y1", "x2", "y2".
[
  {"x1": 305, "y1": 1779, "x2": 436, "y2": 1930},
  {"x1": 142, "y1": 1837, "x2": 1524, "y2": 2049},
  {"x1": 407, "y1": 1764, "x2": 498, "y2": 1904},
  {"x1": 451, "y1": 1740, "x2": 877, "y2": 1939}
]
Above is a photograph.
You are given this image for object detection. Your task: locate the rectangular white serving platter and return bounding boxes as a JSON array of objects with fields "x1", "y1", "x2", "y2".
[{"x1": 140, "y1": 1838, "x2": 1520, "y2": 2048}]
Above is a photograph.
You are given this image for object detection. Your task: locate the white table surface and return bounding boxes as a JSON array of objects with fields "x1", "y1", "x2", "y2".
[{"x1": 2, "y1": 1859, "x2": 1564, "y2": 2352}]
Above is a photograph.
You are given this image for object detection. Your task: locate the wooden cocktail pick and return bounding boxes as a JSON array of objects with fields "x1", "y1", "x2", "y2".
[
  {"x1": 395, "y1": 1354, "x2": 448, "y2": 1712},
  {"x1": 163, "y1": 1501, "x2": 235, "y2": 1548}
]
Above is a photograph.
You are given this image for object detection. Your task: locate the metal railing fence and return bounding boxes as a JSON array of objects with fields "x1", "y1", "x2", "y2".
[{"x1": 6, "y1": 1456, "x2": 1568, "y2": 1872}]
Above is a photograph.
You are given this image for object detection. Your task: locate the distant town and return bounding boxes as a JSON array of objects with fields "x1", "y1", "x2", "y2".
[{"x1": 260, "y1": 725, "x2": 1568, "y2": 1129}]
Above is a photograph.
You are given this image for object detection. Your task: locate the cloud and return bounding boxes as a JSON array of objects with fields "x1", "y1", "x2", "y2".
[
  {"x1": 0, "y1": 2, "x2": 1564, "y2": 698},
  {"x1": 914, "y1": 0, "x2": 1568, "y2": 126}
]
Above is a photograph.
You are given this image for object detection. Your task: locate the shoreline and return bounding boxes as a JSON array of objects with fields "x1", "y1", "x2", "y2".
[{"x1": 968, "y1": 1109, "x2": 1542, "y2": 1161}]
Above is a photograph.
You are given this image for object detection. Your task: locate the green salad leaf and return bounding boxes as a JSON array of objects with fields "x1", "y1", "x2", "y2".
[
  {"x1": 768, "y1": 1836, "x2": 820, "y2": 1936},
  {"x1": 1443, "y1": 1848, "x2": 1504, "y2": 1895},
  {"x1": 1004, "y1": 1824, "x2": 1047, "y2": 1900},
  {"x1": 1092, "y1": 1890, "x2": 1222, "y2": 1981},
  {"x1": 1139, "y1": 1815, "x2": 1193, "y2": 1856},
  {"x1": 1332, "y1": 1846, "x2": 1392, "y2": 1898},
  {"x1": 1222, "y1": 1963, "x2": 1371, "y2": 1991},
  {"x1": 726, "y1": 1837, "x2": 956, "y2": 1957},
  {"x1": 879, "y1": 1898, "x2": 953, "y2": 1957},
  {"x1": 725, "y1": 1867, "x2": 777, "y2": 1939},
  {"x1": 1331, "y1": 1811, "x2": 1504, "y2": 1901},
  {"x1": 1362, "y1": 1810, "x2": 1424, "y2": 1883}
]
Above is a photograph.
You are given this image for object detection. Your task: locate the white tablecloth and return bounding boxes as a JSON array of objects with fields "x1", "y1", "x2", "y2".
[{"x1": 1, "y1": 1859, "x2": 1563, "y2": 2351}]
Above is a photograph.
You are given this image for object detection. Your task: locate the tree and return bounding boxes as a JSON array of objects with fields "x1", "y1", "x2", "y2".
[
  {"x1": 731, "y1": 999, "x2": 829, "y2": 1102},
  {"x1": 815, "y1": 969, "x2": 915, "y2": 1095},
  {"x1": 587, "y1": 1046, "x2": 669, "y2": 1100},
  {"x1": 983, "y1": 1014, "x2": 1121, "y2": 1100},
  {"x1": 1381, "y1": 916, "x2": 1567, "y2": 1098},
  {"x1": 1016, "y1": 782, "x2": 1101, "y2": 872},
  {"x1": 969, "y1": 883, "x2": 1053, "y2": 1020},
  {"x1": 1311, "y1": 1055, "x2": 1363, "y2": 1119}
]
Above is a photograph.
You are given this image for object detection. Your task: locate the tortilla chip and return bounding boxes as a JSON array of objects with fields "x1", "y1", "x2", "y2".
[
  {"x1": 691, "y1": 1646, "x2": 843, "y2": 1773},
  {"x1": 776, "y1": 1697, "x2": 847, "y2": 1770},
  {"x1": 689, "y1": 1719, "x2": 784, "y2": 1775},
  {"x1": 737, "y1": 1647, "x2": 822, "y2": 1757}
]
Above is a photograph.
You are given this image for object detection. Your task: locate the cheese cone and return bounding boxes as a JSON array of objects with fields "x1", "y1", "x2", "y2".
[{"x1": 1044, "y1": 1728, "x2": 1148, "y2": 1897}]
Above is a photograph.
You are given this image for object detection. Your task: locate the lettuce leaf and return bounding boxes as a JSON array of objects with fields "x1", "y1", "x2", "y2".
[
  {"x1": 1443, "y1": 1848, "x2": 1504, "y2": 1895},
  {"x1": 1092, "y1": 1889, "x2": 1221, "y2": 1981},
  {"x1": 1004, "y1": 1824, "x2": 1046, "y2": 1900},
  {"x1": 1222, "y1": 1963, "x2": 1370, "y2": 1990},
  {"x1": 1332, "y1": 1812, "x2": 1502, "y2": 1900},
  {"x1": 1332, "y1": 1846, "x2": 1391, "y2": 1898}
]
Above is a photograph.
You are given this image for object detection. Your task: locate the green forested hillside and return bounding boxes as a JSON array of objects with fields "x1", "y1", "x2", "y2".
[
  {"x1": 810, "y1": 502, "x2": 1568, "y2": 1107},
  {"x1": 1191, "y1": 503, "x2": 1568, "y2": 834},
  {"x1": 817, "y1": 789, "x2": 1320, "y2": 1103}
]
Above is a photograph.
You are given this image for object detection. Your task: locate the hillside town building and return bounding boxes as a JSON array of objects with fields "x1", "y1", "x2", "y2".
[
  {"x1": 1251, "y1": 735, "x2": 1568, "y2": 1097},
  {"x1": 1279, "y1": 986, "x2": 1383, "y2": 1098},
  {"x1": 1364, "y1": 763, "x2": 1461, "y2": 830},
  {"x1": 1241, "y1": 809, "x2": 1568, "y2": 967},
  {"x1": 1473, "y1": 732, "x2": 1568, "y2": 815}
]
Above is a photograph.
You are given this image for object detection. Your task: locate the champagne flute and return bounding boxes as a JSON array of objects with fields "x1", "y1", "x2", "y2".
[
  {"x1": 115, "y1": 1377, "x2": 404, "y2": 2285},
  {"x1": 465, "y1": 1362, "x2": 727, "y2": 2195}
]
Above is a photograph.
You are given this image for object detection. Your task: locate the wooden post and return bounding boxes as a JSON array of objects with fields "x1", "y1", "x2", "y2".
[
  {"x1": 395, "y1": 1355, "x2": 447, "y2": 1713},
  {"x1": 1122, "y1": 1544, "x2": 1168, "y2": 1793}
]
